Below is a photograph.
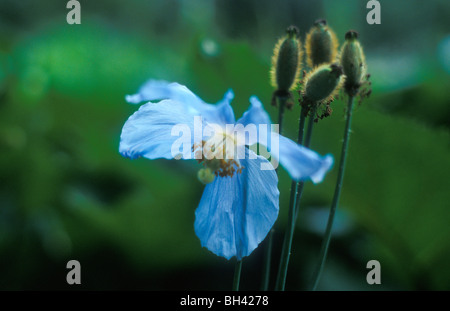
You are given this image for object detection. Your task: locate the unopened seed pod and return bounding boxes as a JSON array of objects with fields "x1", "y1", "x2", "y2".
[
  {"x1": 303, "y1": 63, "x2": 344, "y2": 103},
  {"x1": 340, "y1": 30, "x2": 366, "y2": 95},
  {"x1": 305, "y1": 19, "x2": 339, "y2": 68},
  {"x1": 270, "y1": 25, "x2": 303, "y2": 93}
]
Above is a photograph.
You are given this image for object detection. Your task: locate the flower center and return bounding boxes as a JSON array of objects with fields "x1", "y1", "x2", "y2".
[{"x1": 193, "y1": 131, "x2": 244, "y2": 183}]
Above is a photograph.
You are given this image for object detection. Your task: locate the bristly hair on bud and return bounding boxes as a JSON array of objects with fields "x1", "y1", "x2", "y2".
[
  {"x1": 305, "y1": 19, "x2": 339, "y2": 68},
  {"x1": 270, "y1": 25, "x2": 303, "y2": 108},
  {"x1": 299, "y1": 63, "x2": 345, "y2": 122},
  {"x1": 339, "y1": 30, "x2": 371, "y2": 99}
]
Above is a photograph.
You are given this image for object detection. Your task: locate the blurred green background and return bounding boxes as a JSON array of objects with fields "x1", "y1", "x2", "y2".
[{"x1": 0, "y1": 0, "x2": 449, "y2": 290}]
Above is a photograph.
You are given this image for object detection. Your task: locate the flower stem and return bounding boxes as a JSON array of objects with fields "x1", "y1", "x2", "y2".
[
  {"x1": 310, "y1": 95, "x2": 355, "y2": 290},
  {"x1": 261, "y1": 95, "x2": 287, "y2": 290},
  {"x1": 275, "y1": 104, "x2": 316, "y2": 291},
  {"x1": 233, "y1": 259, "x2": 243, "y2": 291},
  {"x1": 293, "y1": 105, "x2": 316, "y2": 218},
  {"x1": 302, "y1": 105, "x2": 316, "y2": 148},
  {"x1": 277, "y1": 97, "x2": 286, "y2": 133},
  {"x1": 260, "y1": 228, "x2": 273, "y2": 290}
]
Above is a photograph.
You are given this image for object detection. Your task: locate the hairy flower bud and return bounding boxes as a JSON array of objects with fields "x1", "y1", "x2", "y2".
[
  {"x1": 300, "y1": 63, "x2": 345, "y2": 121},
  {"x1": 340, "y1": 30, "x2": 367, "y2": 96},
  {"x1": 303, "y1": 63, "x2": 344, "y2": 103},
  {"x1": 305, "y1": 19, "x2": 339, "y2": 68},
  {"x1": 270, "y1": 25, "x2": 303, "y2": 95}
]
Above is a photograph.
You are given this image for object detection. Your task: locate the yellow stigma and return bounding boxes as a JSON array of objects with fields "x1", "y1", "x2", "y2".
[
  {"x1": 192, "y1": 130, "x2": 244, "y2": 181},
  {"x1": 197, "y1": 168, "x2": 215, "y2": 185}
]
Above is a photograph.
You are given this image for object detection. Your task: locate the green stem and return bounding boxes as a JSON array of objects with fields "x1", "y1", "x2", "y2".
[
  {"x1": 310, "y1": 95, "x2": 355, "y2": 291},
  {"x1": 303, "y1": 106, "x2": 316, "y2": 148},
  {"x1": 293, "y1": 106, "x2": 316, "y2": 219},
  {"x1": 275, "y1": 104, "x2": 317, "y2": 291},
  {"x1": 261, "y1": 95, "x2": 287, "y2": 291},
  {"x1": 260, "y1": 228, "x2": 273, "y2": 290},
  {"x1": 233, "y1": 260, "x2": 243, "y2": 291},
  {"x1": 296, "y1": 105, "x2": 308, "y2": 145},
  {"x1": 277, "y1": 98, "x2": 286, "y2": 133}
]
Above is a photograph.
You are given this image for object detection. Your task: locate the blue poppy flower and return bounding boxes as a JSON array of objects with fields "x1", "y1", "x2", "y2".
[{"x1": 120, "y1": 80, "x2": 333, "y2": 260}]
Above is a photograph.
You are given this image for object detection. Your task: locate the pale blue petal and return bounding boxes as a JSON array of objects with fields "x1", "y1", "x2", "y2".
[
  {"x1": 235, "y1": 96, "x2": 333, "y2": 183},
  {"x1": 203, "y1": 89, "x2": 235, "y2": 125},
  {"x1": 236, "y1": 96, "x2": 272, "y2": 145},
  {"x1": 237, "y1": 96, "x2": 271, "y2": 127},
  {"x1": 119, "y1": 99, "x2": 200, "y2": 160},
  {"x1": 274, "y1": 134, "x2": 334, "y2": 183},
  {"x1": 126, "y1": 80, "x2": 235, "y2": 125},
  {"x1": 125, "y1": 80, "x2": 203, "y2": 109},
  {"x1": 194, "y1": 150, "x2": 279, "y2": 260}
]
